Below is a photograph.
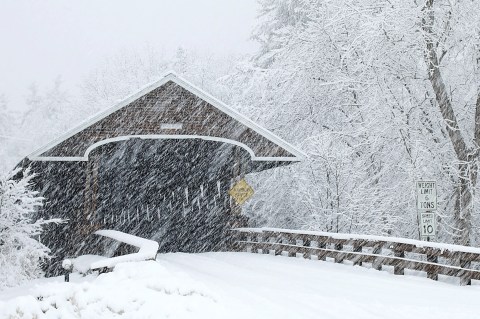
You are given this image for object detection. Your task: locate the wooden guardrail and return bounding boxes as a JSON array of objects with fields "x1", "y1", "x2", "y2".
[{"x1": 231, "y1": 228, "x2": 480, "y2": 285}]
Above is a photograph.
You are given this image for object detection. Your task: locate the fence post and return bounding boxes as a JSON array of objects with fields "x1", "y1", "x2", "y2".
[
  {"x1": 426, "y1": 252, "x2": 438, "y2": 281},
  {"x1": 280, "y1": 234, "x2": 294, "y2": 257},
  {"x1": 257, "y1": 232, "x2": 264, "y2": 254},
  {"x1": 245, "y1": 233, "x2": 253, "y2": 253},
  {"x1": 262, "y1": 232, "x2": 270, "y2": 255},
  {"x1": 393, "y1": 246, "x2": 405, "y2": 275},
  {"x1": 230, "y1": 230, "x2": 243, "y2": 252},
  {"x1": 266, "y1": 232, "x2": 275, "y2": 255},
  {"x1": 288, "y1": 234, "x2": 298, "y2": 257},
  {"x1": 353, "y1": 242, "x2": 362, "y2": 266},
  {"x1": 317, "y1": 237, "x2": 327, "y2": 261},
  {"x1": 303, "y1": 236, "x2": 312, "y2": 259},
  {"x1": 334, "y1": 242, "x2": 344, "y2": 263},
  {"x1": 372, "y1": 244, "x2": 383, "y2": 271},
  {"x1": 459, "y1": 259, "x2": 472, "y2": 286},
  {"x1": 273, "y1": 232, "x2": 282, "y2": 256}
]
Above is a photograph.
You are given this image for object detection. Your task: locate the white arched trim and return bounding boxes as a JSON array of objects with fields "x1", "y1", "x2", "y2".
[
  {"x1": 26, "y1": 72, "x2": 306, "y2": 161},
  {"x1": 28, "y1": 135, "x2": 301, "y2": 162}
]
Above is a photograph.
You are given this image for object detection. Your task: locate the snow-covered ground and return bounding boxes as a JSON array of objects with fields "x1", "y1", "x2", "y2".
[{"x1": 1, "y1": 252, "x2": 480, "y2": 318}]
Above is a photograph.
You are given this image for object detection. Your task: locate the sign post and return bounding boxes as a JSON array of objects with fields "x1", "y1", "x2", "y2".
[{"x1": 416, "y1": 181, "x2": 437, "y2": 241}]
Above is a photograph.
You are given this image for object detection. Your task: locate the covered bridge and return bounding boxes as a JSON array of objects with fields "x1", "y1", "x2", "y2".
[{"x1": 20, "y1": 72, "x2": 304, "y2": 273}]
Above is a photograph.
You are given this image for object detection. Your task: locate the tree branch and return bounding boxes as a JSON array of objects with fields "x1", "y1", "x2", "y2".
[
  {"x1": 474, "y1": 91, "x2": 480, "y2": 150},
  {"x1": 422, "y1": 0, "x2": 469, "y2": 160}
]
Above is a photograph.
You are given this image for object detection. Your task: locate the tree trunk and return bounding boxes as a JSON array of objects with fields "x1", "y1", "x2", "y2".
[
  {"x1": 422, "y1": 0, "x2": 478, "y2": 245},
  {"x1": 455, "y1": 163, "x2": 475, "y2": 246}
]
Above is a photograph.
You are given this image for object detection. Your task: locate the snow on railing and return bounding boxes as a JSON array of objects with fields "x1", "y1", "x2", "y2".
[
  {"x1": 232, "y1": 227, "x2": 480, "y2": 286},
  {"x1": 89, "y1": 230, "x2": 159, "y2": 270}
]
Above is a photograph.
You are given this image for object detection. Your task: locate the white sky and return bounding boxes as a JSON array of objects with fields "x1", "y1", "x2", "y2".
[{"x1": 0, "y1": 0, "x2": 258, "y2": 108}]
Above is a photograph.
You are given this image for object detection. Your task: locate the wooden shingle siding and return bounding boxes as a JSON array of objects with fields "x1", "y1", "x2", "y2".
[{"x1": 40, "y1": 81, "x2": 295, "y2": 159}]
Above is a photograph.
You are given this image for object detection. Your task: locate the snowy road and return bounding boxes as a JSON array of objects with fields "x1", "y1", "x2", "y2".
[
  {"x1": 158, "y1": 253, "x2": 480, "y2": 319},
  {"x1": 2, "y1": 252, "x2": 480, "y2": 318}
]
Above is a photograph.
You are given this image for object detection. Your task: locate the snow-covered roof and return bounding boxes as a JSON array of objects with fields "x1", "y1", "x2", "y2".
[{"x1": 27, "y1": 71, "x2": 306, "y2": 162}]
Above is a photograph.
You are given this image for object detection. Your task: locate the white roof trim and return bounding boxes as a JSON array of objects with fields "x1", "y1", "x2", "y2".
[
  {"x1": 29, "y1": 135, "x2": 301, "y2": 162},
  {"x1": 27, "y1": 71, "x2": 306, "y2": 162}
]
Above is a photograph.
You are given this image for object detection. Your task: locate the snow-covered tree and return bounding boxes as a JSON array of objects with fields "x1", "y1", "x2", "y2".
[
  {"x1": 0, "y1": 95, "x2": 13, "y2": 171},
  {"x1": 22, "y1": 78, "x2": 71, "y2": 139},
  {"x1": 80, "y1": 47, "x2": 240, "y2": 113},
  {"x1": 421, "y1": 0, "x2": 480, "y2": 245},
  {"x1": 0, "y1": 169, "x2": 58, "y2": 289},
  {"x1": 0, "y1": 94, "x2": 24, "y2": 173},
  {"x1": 0, "y1": 94, "x2": 11, "y2": 137},
  {"x1": 229, "y1": 0, "x2": 480, "y2": 244}
]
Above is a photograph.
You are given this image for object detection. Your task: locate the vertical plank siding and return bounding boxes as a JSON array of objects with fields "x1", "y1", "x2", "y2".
[{"x1": 39, "y1": 81, "x2": 295, "y2": 160}]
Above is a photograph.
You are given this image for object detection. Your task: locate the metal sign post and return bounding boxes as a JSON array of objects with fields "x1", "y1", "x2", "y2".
[{"x1": 416, "y1": 181, "x2": 437, "y2": 241}]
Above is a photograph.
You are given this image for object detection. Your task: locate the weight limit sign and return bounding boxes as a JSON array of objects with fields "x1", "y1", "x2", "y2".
[
  {"x1": 416, "y1": 181, "x2": 437, "y2": 241},
  {"x1": 416, "y1": 181, "x2": 436, "y2": 211}
]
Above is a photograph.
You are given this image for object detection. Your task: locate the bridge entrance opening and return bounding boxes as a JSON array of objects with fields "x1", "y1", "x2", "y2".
[{"x1": 82, "y1": 138, "x2": 250, "y2": 254}]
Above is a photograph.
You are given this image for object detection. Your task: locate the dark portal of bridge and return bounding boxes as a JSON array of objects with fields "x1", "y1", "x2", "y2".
[
  {"x1": 25, "y1": 138, "x2": 251, "y2": 275},
  {"x1": 89, "y1": 138, "x2": 246, "y2": 253}
]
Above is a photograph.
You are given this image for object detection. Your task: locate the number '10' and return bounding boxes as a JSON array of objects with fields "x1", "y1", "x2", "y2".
[{"x1": 423, "y1": 225, "x2": 434, "y2": 234}]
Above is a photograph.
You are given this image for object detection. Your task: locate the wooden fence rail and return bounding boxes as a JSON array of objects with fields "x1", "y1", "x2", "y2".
[{"x1": 231, "y1": 228, "x2": 480, "y2": 286}]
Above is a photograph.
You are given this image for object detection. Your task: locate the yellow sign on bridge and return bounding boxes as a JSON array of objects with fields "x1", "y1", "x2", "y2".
[{"x1": 229, "y1": 179, "x2": 254, "y2": 205}]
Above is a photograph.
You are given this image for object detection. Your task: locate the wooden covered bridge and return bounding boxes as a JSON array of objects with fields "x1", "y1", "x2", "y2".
[{"x1": 20, "y1": 72, "x2": 304, "y2": 273}]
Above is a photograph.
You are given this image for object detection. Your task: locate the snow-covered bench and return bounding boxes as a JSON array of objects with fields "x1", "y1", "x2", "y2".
[
  {"x1": 89, "y1": 230, "x2": 159, "y2": 270},
  {"x1": 62, "y1": 230, "x2": 159, "y2": 278}
]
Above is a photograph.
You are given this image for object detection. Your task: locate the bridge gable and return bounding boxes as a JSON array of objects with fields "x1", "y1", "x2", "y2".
[{"x1": 28, "y1": 72, "x2": 303, "y2": 162}]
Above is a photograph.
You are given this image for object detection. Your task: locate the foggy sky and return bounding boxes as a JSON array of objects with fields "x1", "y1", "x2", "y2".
[{"x1": 0, "y1": 0, "x2": 258, "y2": 108}]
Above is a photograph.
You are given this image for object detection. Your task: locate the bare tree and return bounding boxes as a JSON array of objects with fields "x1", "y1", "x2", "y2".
[{"x1": 422, "y1": 0, "x2": 480, "y2": 245}]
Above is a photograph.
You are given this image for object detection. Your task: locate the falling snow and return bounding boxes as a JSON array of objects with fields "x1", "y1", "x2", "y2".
[{"x1": 1, "y1": 1, "x2": 480, "y2": 318}]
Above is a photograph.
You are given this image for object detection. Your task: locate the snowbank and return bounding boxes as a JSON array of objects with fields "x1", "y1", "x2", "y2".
[
  {"x1": 0, "y1": 260, "x2": 219, "y2": 318},
  {"x1": 2, "y1": 252, "x2": 480, "y2": 318}
]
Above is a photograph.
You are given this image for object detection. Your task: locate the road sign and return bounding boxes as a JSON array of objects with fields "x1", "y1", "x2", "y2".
[
  {"x1": 419, "y1": 212, "x2": 436, "y2": 241},
  {"x1": 416, "y1": 181, "x2": 437, "y2": 211},
  {"x1": 229, "y1": 179, "x2": 254, "y2": 205}
]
